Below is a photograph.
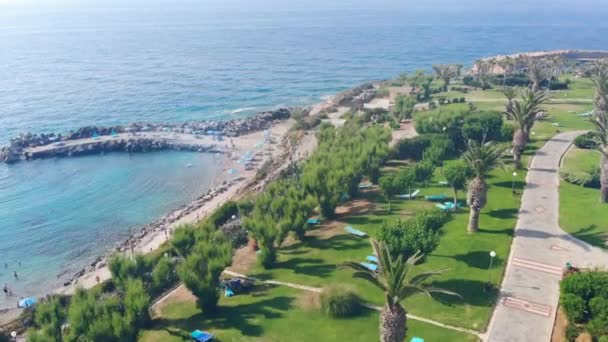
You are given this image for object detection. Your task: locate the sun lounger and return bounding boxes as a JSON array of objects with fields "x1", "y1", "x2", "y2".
[
  {"x1": 191, "y1": 330, "x2": 215, "y2": 342},
  {"x1": 397, "y1": 189, "x2": 420, "y2": 199},
  {"x1": 436, "y1": 202, "x2": 459, "y2": 211},
  {"x1": 438, "y1": 181, "x2": 449, "y2": 186},
  {"x1": 410, "y1": 338, "x2": 425, "y2": 342},
  {"x1": 307, "y1": 218, "x2": 320, "y2": 225},
  {"x1": 366, "y1": 255, "x2": 379, "y2": 263},
  {"x1": 345, "y1": 226, "x2": 367, "y2": 237},
  {"x1": 360, "y1": 262, "x2": 378, "y2": 272},
  {"x1": 225, "y1": 288, "x2": 234, "y2": 297},
  {"x1": 358, "y1": 182, "x2": 373, "y2": 189},
  {"x1": 425, "y1": 194, "x2": 447, "y2": 202}
]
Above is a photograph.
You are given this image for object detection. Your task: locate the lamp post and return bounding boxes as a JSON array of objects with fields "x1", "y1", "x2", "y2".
[
  {"x1": 488, "y1": 251, "x2": 497, "y2": 286},
  {"x1": 511, "y1": 172, "x2": 518, "y2": 194}
]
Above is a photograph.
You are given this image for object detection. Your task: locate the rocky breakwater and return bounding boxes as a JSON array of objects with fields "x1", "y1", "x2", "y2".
[
  {"x1": 0, "y1": 108, "x2": 292, "y2": 163},
  {"x1": 25, "y1": 138, "x2": 220, "y2": 161}
]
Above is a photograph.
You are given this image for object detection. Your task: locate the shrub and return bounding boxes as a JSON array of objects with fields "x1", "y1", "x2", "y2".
[
  {"x1": 151, "y1": 256, "x2": 177, "y2": 296},
  {"x1": 574, "y1": 132, "x2": 599, "y2": 149},
  {"x1": 599, "y1": 335, "x2": 608, "y2": 342},
  {"x1": 377, "y1": 216, "x2": 441, "y2": 260},
  {"x1": 462, "y1": 112, "x2": 504, "y2": 143},
  {"x1": 589, "y1": 297, "x2": 608, "y2": 321},
  {"x1": 208, "y1": 201, "x2": 239, "y2": 227},
  {"x1": 565, "y1": 322, "x2": 579, "y2": 342},
  {"x1": 459, "y1": 97, "x2": 466, "y2": 103},
  {"x1": 561, "y1": 293, "x2": 586, "y2": 323},
  {"x1": 414, "y1": 209, "x2": 448, "y2": 231},
  {"x1": 500, "y1": 124, "x2": 515, "y2": 142},
  {"x1": 392, "y1": 136, "x2": 432, "y2": 160},
  {"x1": 258, "y1": 248, "x2": 277, "y2": 269},
  {"x1": 320, "y1": 285, "x2": 360, "y2": 318},
  {"x1": 587, "y1": 317, "x2": 608, "y2": 338}
]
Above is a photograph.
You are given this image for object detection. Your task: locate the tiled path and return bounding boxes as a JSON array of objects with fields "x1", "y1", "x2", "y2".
[{"x1": 486, "y1": 131, "x2": 608, "y2": 341}]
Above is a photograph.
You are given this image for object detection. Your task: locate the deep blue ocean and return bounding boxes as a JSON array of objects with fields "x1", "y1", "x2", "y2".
[{"x1": 1, "y1": 0, "x2": 608, "y2": 306}]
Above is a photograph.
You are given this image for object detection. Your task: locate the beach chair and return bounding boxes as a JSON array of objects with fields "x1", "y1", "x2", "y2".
[
  {"x1": 358, "y1": 182, "x2": 373, "y2": 189},
  {"x1": 435, "y1": 202, "x2": 454, "y2": 212},
  {"x1": 397, "y1": 189, "x2": 420, "y2": 199},
  {"x1": 410, "y1": 338, "x2": 425, "y2": 342},
  {"x1": 307, "y1": 218, "x2": 320, "y2": 225},
  {"x1": 191, "y1": 330, "x2": 215, "y2": 342},
  {"x1": 437, "y1": 181, "x2": 449, "y2": 186},
  {"x1": 345, "y1": 226, "x2": 367, "y2": 237},
  {"x1": 224, "y1": 288, "x2": 234, "y2": 297},
  {"x1": 424, "y1": 194, "x2": 447, "y2": 202},
  {"x1": 360, "y1": 262, "x2": 378, "y2": 272},
  {"x1": 366, "y1": 255, "x2": 379, "y2": 263}
]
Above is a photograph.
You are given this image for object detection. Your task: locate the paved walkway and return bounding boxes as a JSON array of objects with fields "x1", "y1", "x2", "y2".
[{"x1": 486, "y1": 131, "x2": 608, "y2": 342}]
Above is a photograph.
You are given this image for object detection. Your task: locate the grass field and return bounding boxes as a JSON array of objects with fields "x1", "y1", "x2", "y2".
[
  {"x1": 139, "y1": 285, "x2": 478, "y2": 342},
  {"x1": 559, "y1": 147, "x2": 608, "y2": 248},
  {"x1": 237, "y1": 158, "x2": 521, "y2": 331},
  {"x1": 143, "y1": 76, "x2": 596, "y2": 341}
]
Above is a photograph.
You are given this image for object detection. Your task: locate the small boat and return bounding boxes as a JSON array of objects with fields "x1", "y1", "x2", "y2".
[{"x1": 186, "y1": 163, "x2": 193, "y2": 168}]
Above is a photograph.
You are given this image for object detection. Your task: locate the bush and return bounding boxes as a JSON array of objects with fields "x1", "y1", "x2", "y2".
[
  {"x1": 392, "y1": 136, "x2": 432, "y2": 160},
  {"x1": 561, "y1": 293, "x2": 586, "y2": 323},
  {"x1": 377, "y1": 215, "x2": 442, "y2": 260},
  {"x1": 500, "y1": 124, "x2": 515, "y2": 142},
  {"x1": 461, "y1": 112, "x2": 504, "y2": 143},
  {"x1": 565, "y1": 322, "x2": 579, "y2": 342},
  {"x1": 208, "y1": 201, "x2": 239, "y2": 227},
  {"x1": 561, "y1": 169, "x2": 601, "y2": 189},
  {"x1": 463, "y1": 75, "x2": 481, "y2": 88},
  {"x1": 414, "y1": 209, "x2": 448, "y2": 231},
  {"x1": 320, "y1": 285, "x2": 360, "y2": 318},
  {"x1": 259, "y1": 248, "x2": 277, "y2": 269},
  {"x1": 549, "y1": 81, "x2": 569, "y2": 90},
  {"x1": 599, "y1": 335, "x2": 608, "y2": 342},
  {"x1": 574, "y1": 132, "x2": 599, "y2": 149}
]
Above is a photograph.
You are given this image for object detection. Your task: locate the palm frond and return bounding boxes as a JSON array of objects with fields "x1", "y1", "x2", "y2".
[{"x1": 409, "y1": 269, "x2": 452, "y2": 286}]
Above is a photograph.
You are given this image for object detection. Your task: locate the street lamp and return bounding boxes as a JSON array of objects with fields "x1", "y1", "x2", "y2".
[
  {"x1": 511, "y1": 172, "x2": 518, "y2": 194},
  {"x1": 488, "y1": 251, "x2": 497, "y2": 286}
]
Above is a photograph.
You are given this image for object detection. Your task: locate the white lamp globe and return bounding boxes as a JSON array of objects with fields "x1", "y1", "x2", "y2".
[
  {"x1": 490, "y1": 251, "x2": 497, "y2": 258},
  {"x1": 10, "y1": 331, "x2": 17, "y2": 338}
]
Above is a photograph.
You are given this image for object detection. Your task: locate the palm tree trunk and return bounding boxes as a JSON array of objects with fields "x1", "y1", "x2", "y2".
[
  {"x1": 601, "y1": 155, "x2": 608, "y2": 203},
  {"x1": 468, "y1": 208, "x2": 480, "y2": 233},
  {"x1": 380, "y1": 303, "x2": 407, "y2": 342},
  {"x1": 513, "y1": 129, "x2": 528, "y2": 169},
  {"x1": 467, "y1": 177, "x2": 488, "y2": 234}
]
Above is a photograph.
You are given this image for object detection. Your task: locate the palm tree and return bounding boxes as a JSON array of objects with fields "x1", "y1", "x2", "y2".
[
  {"x1": 524, "y1": 57, "x2": 549, "y2": 91},
  {"x1": 475, "y1": 60, "x2": 492, "y2": 89},
  {"x1": 589, "y1": 60, "x2": 608, "y2": 203},
  {"x1": 503, "y1": 89, "x2": 547, "y2": 169},
  {"x1": 463, "y1": 140, "x2": 505, "y2": 233},
  {"x1": 433, "y1": 64, "x2": 459, "y2": 91},
  {"x1": 502, "y1": 86, "x2": 517, "y2": 108},
  {"x1": 342, "y1": 240, "x2": 459, "y2": 342}
]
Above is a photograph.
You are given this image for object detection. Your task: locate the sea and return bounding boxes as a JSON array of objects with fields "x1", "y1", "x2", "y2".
[{"x1": 1, "y1": 0, "x2": 608, "y2": 307}]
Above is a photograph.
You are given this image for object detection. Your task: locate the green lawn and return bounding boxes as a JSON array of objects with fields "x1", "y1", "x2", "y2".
[
  {"x1": 139, "y1": 285, "x2": 477, "y2": 342},
  {"x1": 559, "y1": 147, "x2": 608, "y2": 248},
  {"x1": 242, "y1": 160, "x2": 522, "y2": 331}
]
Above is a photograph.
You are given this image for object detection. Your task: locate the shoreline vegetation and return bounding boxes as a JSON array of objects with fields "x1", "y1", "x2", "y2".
[{"x1": 5, "y1": 50, "x2": 608, "y2": 335}]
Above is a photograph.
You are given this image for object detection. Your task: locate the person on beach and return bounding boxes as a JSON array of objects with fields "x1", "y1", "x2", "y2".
[
  {"x1": 13, "y1": 271, "x2": 18, "y2": 279},
  {"x1": 2, "y1": 283, "x2": 8, "y2": 294},
  {"x1": 3, "y1": 263, "x2": 7, "y2": 268},
  {"x1": 95, "y1": 275, "x2": 100, "y2": 284}
]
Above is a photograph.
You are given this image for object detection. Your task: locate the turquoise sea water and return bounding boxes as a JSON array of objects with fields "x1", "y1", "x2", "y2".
[
  {"x1": 0, "y1": 152, "x2": 220, "y2": 306},
  {"x1": 1, "y1": 0, "x2": 608, "y2": 305}
]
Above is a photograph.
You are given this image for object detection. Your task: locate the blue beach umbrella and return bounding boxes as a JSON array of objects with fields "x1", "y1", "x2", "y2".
[
  {"x1": 227, "y1": 168, "x2": 238, "y2": 175},
  {"x1": 18, "y1": 297, "x2": 36, "y2": 308}
]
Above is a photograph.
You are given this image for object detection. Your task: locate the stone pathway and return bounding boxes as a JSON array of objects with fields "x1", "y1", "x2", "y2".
[{"x1": 486, "y1": 131, "x2": 608, "y2": 341}]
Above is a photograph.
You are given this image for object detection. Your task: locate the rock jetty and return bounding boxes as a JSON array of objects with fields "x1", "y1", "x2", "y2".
[{"x1": 1, "y1": 108, "x2": 291, "y2": 163}]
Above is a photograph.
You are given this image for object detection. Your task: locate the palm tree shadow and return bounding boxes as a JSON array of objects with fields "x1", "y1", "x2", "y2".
[
  {"x1": 428, "y1": 279, "x2": 498, "y2": 307},
  {"x1": 571, "y1": 224, "x2": 608, "y2": 249}
]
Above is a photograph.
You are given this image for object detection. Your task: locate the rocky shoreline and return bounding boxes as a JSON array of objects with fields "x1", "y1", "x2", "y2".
[
  {"x1": 63, "y1": 176, "x2": 241, "y2": 287},
  {"x1": 0, "y1": 108, "x2": 291, "y2": 163}
]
